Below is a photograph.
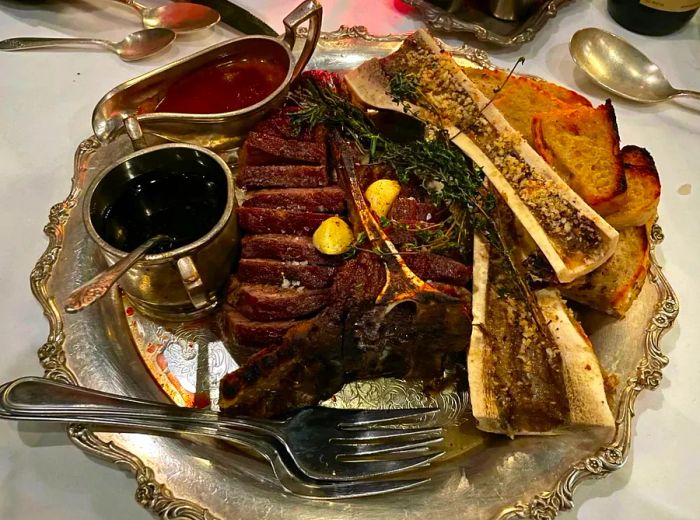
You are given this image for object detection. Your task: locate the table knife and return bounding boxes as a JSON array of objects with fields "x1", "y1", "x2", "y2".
[{"x1": 174, "y1": 0, "x2": 278, "y2": 36}]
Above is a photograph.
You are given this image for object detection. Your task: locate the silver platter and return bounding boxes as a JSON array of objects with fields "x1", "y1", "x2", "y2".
[{"x1": 31, "y1": 26, "x2": 679, "y2": 520}]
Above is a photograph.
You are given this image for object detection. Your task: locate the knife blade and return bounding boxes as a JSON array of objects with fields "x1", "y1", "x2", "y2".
[{"x1": 174, "y1": 0, "x2": 278, "y2": 36}]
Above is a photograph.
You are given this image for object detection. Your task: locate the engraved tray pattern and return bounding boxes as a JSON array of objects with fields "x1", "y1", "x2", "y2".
[{"x1": 30, "y1": 27, "x2": 679, "y2": 520}]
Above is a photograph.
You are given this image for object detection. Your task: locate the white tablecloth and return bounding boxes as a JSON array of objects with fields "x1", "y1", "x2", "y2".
[{"x1": 0, "y1": 1, "x2": 698, "y2": 518}]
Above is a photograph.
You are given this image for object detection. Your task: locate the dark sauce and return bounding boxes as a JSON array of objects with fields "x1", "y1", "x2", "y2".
[
  {"x1": 155, "y1": 56, "x2": 287, "y2": 114},
  {"x1": 100, "y1": 169, "x2": 226, "y2": 254}
]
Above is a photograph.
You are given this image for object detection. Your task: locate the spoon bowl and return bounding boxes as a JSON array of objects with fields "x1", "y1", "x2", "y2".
[
  {"x1": 117, "y1": 28, "x2": 176, "y2": 61},
  {"x1": 570, "y1": 28, "x2": 700, "y2": 104},
  {"x1": 141, "y1": 3, "x2": 221, "y2": 33}
]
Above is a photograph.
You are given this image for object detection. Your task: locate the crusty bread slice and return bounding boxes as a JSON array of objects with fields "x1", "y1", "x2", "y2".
[
  {"x1": 530, "y1": 77, "x2": 591, "y2": 107},
  {"x1": 464, "y1": 68, "x2": 573, "y2": 145},
  {"x1": 561, "y1": 226, "x2": 650, "y2": 317},
  {"x1": 464, "y1": 68, "x2": 591, "y2": 108},
  {"x1": 532, "y1": 101, "x2": 627, "y2": 216},
  {"x1": 606, "y1": 145, "x2": 661, "y2": 229}
]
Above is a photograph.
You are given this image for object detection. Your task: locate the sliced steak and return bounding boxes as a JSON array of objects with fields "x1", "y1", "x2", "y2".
[
  {"x1": 237, "y1": 165, "x2": 328, "y2": 189},
  {"x1": 389, "y1": 197, "x2": 445, "y2": 222},
  {"x1": 252, "y1": 113, "x2": 327, "y2": 144},
  {"x1": 225, "y1": 310, "x2": 302, "y2": 349},
  {"x1": 403, "y1": 253, "x2": 472, "y2": 286},
  {"x1": 243, "y1": 187, "x2": 346, "y2": 213},
  {"x1": 235, "y1": 284, "x2": 331, "y2": 321},
  {"x1": 241, "y1": 234, "x2": 342, "y2": 265},
  {"x1": 356, "y1": 164, "x2": 397, "y2": 190},
  {"x1": 238, "y1": 259, "x2": 336, "y2": 289},
  {"x1": 384, "y1": 220, "x2": 433, "y2": 246},
  {"x1": 240, "y1": 132, "x2": 326, "y2": 165},
  {"x1": 238, "y1": 207, "x2": 329, "y2": 235}
]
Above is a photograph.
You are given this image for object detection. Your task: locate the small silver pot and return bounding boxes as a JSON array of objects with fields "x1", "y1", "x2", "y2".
[{"x1": 83, "y1": 143, "x2": 238, "y2": 321}]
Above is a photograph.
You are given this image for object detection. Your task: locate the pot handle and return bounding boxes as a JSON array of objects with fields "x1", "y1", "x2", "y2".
[
  {"x1": 124, "y1": 116, "x2": 148, "y2": 151},
  {"x1": 282, "y1": 0, "x2": 323, "y2": 83},
  {"x1": 176, "y1": 256, "x2": 211, "y2": 310}
]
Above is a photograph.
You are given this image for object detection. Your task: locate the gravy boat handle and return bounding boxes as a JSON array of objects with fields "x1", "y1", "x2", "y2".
[{"x1": 282, "y1": 0, "x2": 323, "y2": 82}]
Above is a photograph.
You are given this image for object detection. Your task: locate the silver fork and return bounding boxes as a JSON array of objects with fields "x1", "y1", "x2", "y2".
[
  {"x1": 0, "y1": 385, "x2": 429, "y2": 499},
  {"x1": 0, "y1": 378, "x2": 444, "y2": 484}
]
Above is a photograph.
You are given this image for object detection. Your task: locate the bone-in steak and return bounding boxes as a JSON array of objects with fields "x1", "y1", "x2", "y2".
[{"x1": 221, "y1": 72, "x2": 473, "y2": 417}]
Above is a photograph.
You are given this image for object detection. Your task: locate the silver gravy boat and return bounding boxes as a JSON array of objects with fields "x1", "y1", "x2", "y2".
[{"x1": 92, "y1": 0, "x2": 322, "y2": 150}]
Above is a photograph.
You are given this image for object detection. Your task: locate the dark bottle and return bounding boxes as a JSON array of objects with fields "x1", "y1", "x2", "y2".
[{"x1": 608, "y1": 0, "x2": 699, "y2": 35}]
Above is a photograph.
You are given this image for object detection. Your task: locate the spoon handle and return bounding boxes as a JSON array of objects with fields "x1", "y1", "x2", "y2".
[
  {"x1": 64, "y1": 235, "x2": 168, "y2": 314},
  {"x1": 674, "y1": 89, "x2": 700, "y2": 101},
  {"x1": 111, "y1": 0, "x2": 147, "y2": 14},
  {"x1": 0, "y1": 37, "x2": 112, "y2": 52}
]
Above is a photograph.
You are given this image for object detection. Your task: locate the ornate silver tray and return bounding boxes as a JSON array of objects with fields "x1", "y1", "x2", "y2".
[
  {"x1": 31, "y1": 27, "x2": 678, "y2": 520},
  {"x1": 403, "y1": 0, "x2": 573, "y2": 46}
]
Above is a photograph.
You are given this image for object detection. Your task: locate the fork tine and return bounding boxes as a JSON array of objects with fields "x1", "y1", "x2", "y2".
[
  {"x1": 336, "y1": 408, "x2": 442, "y2": 428},
  {"x1": 302, "y1": 478, "x2": 432, "y2": 500},
  {"x1": 329, "y1": 450, "x2": 445, "y2": 479},
  {"x1": 332, "y1": 426, "x2": 443, "y2": 443},
  {"x1": 335, "y1": 437, "x2": 443, "y2": 459}
]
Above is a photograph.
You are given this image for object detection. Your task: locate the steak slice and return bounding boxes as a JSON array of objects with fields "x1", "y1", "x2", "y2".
[
  {"x1": 237, "y1": 259, "x2": 336, "y2": 289},
  {"x1": 237, "y1": 165, "x2": 328, "y2": 189},
  {"x1": 241, "y1": 235, "x2": 342, "y2": 265},
  {"x1": 243, "y1": 187, "x2": 346, "y2": 213},
  {"x1": 389, "y1": 197, "x2": 446, "y2": 222},
  {"x1": 240, "y1": 132, "x2": 326, "y2": 165},
  {"x1": 225, "y1": 310, "x2": 302, "y2": 349},
  {"x1": 238, "y1": 207, "x2": 329, "y2": 235},
  {"x1": 234, "y1": 284, "x2": 331, "y2": 321},
  {"x1": 252, "y1": 113, "x2": 327, "y2": 144},
  {"x1": 403, "y1": 253, "x2": 472, "y2": 286}
]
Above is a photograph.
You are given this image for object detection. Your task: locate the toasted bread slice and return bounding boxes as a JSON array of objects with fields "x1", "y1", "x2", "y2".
[
  {"x1": 561, "y1": 226, "x2": 650, "y2": 317},
  {"x1": 464, "y1": 69, "x2": 570, "y2": 145},
  {"x1": 606, "y1": 146, "x2": 661, "y2": 229},
  {"x1": 532, "y1": 101, "x2": 627, "y2": 216},
  {"x1": 530, "y1": 77, "x2": 591, "y2": 107},
  {"x1": 464, "y1": 68, "x2": 591, "y2": 108}
]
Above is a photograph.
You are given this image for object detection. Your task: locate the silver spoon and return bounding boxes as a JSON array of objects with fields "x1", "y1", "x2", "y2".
[
  {"x1": 570, "y1": 28, "x2": 700, "y2": 104},
  {"x1": 64, "y1": 235, "x2": 171, "y2": 313},
  {"x1": 112, "y1": 0, "x2": 220, "y2": 33},
  {"x1": 0, "y1": 29, "x2": 175, "y2": 62}
]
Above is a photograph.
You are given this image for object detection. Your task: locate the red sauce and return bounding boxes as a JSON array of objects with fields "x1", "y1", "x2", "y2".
[{"x1": 155, "y1": 56, "x2": 287, "y2": 114}]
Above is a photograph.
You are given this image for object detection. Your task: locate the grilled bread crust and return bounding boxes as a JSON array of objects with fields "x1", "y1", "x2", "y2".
[
  {"x1": 606, "y1": 145, "x2": 661, "y2": 229},
  {"x1": 561, "y1": 226, "x2": 650, "y2": 317}
]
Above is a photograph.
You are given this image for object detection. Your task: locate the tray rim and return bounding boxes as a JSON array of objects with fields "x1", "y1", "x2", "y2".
[
  {"x1": 29, "y1": 26, "x2": 679, "y2": 520},
  {"x1": 402, "y1": 0, "x2": 573, "y2": 47}
]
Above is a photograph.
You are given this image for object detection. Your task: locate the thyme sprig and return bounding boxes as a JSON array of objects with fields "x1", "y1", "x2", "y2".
[{"x1": 289, "y1": 77, "x2": 551, "y2": 338}]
